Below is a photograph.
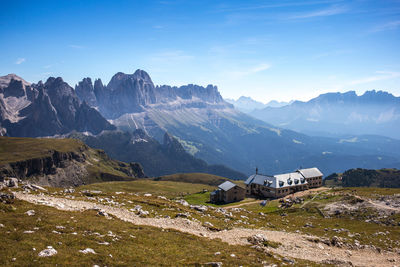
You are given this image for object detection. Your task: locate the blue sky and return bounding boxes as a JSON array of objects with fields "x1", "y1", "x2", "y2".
[{"x1": 1, "y1": 0, "x2": 400, "y2": 102}]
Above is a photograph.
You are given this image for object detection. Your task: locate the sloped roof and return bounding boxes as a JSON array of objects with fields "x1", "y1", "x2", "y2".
[
  {"x1": 298, "y1": 167, "x2": 323, "y2": 178},
  {"x1": 245, "y1": 173, "x2": 307, "y2": 188},
  {"x1": 218, "y1": 181, "x2": 237, "y2": 191}
]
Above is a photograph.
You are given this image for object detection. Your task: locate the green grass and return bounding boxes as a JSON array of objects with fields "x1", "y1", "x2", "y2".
[
  {"x1": 0, "y1": 136, "x2": 84, "y2": 164},
  {"x1": 80, "y1": 180, "x2": 216, "y2": 198},
  {"x1": 0, "y1": 199, "x2": 292, "y2": 266},
  {"x1": 153, "y1": 172, "x2": 231, "y2": 186}
]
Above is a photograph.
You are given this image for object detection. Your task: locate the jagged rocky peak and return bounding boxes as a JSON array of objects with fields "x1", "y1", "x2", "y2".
[
  {"x1": 0, "y1": 74, "x2": 31, "y2": 89},
  {"x1": 107, "y1": 69, "x2": 154, "y2": 91},
  {"x1": 75, "y1": 77, "x2": 98, "y2": 106}
]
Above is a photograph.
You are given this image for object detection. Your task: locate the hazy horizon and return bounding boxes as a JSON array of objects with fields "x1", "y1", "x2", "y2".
[{"x1": 1, "y1": 0, "x2": 399, "y2": 102}]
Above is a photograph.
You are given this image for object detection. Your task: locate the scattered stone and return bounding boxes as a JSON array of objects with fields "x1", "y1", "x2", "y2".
[
  {"x1": 214, "y1": 252, "x2": 221, "y2": 255},
  {"x1": 138, "y1": 210, "x2": 149, "y2": 217},
  {"x1": 98, "y1": 210, "x2": 109, "y2": 217},
  {"x1": 5, "y1": 178, "x2": 18, "y2": 188},
  {"x1": 144, "y1": 193, "x2": 152, "y2": 197},
  {"x1": 23, "y1": 230, "x2": 35, "y2": 234},
  {"x1": 0, "y1": 192, "x2": 15, "y2": 204},
  {"x1": 79, "y1": 248, "x2": 96, "y2": 254},
  {"x1": 282, "y1": 257, "x2": 295, "y2": 264},
  {"x1": 11, "y1": 258, "x2": 16, "y2": 262},
  {"x1": 204, "y1": 222, "x2": 214, "y2": 228},
  {"x1": 38, "y1": 246, "x2": 57, "y2": 257},
  {"x1": 230, "y1": 254, "x2": 236, "y2": 257},
  {"x1": 190, "y1": 205, "x2": 208, "y2": 212},
  {"x1": 25, "y1": 210, "x2": 35, "y2": 216},
  {"x1": 56, "y1": 225, "x2": 65, "y2": 229},
  {"x1": 205, "y1": 262, "x2": 223, "y2": 267},
  {"x1": 64, "y1": 188, "x2": 75, "y2": 194},
  {"x1": 248, "y1": 234, "x2": 268, "y2": 246},
  {"x1": 0, "y1": 223, "x2": 4, "y2": 228},
  {"x1": 31, "y1": 184, "x2": 47, "y2": 191},
  {"x1": 176, "y1": 199, "x2": 189, "y2": 206},
  {"x1": 176, "y1": 213, "x2": 189, "y2": 218},
  {"x1": 157, "y1": 196, "x2": 167, "y2": 200}
]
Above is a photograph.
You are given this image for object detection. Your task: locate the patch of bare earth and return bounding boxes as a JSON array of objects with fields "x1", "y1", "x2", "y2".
[{"x1": 15, "y1": 192, "x2": 400, "y2": 266}]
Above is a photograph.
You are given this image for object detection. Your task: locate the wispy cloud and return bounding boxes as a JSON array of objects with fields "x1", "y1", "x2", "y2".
[
  {"x1": 225, "y1": 63, "x2": 271, "y2": 78},
  {"x1": 288, "y1": 5, "x2": 348, "y2": 19},
  {"x1": 68, "y1": 44, "x2": 85, "y2": 49},
  {"x1": 350, "y1": 71, "x2": 400, "y2": 85},
  {"x1": 370, "y1": 20, "x2": 400, "y2": 33},
  {"x1": 15, "y1": 58, "x2": 26, "y2": 64}
]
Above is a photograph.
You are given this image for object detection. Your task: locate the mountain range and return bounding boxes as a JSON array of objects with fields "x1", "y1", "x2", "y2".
[
  {"x1": 226, "y1": 96, "x2": 292, "y2": 113},
  {"x1": 0, "y1": 74, "x2": 115, "y2": 137},
  {"x1": 1, "y1": 71, "x2": 400, "y2": 178},
  {"x1": 250, "y1": 90, "x2": 400, "y2": 139}
]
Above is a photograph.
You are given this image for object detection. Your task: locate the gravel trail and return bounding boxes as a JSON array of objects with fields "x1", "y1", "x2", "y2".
[{"x1": 15, "y1": 192, "x2": 400, "y2": 266}]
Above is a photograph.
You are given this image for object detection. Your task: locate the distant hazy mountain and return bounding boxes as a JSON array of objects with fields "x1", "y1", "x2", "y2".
[
  {"x1": 75, "y1": 70, "x2": 400, "y2": 176},
  {"x1": 250, "y1": 90, "x2": 400, "y2": 139},
  {"x1": 225, "y1": 96, "x2": 291, "y2": 113},
  {"x1": 0, "y1": 74, "x2": 115, "y2": 137},
  {"x1": 71, "y1": 129, "x2": 247, "y2": 179}
]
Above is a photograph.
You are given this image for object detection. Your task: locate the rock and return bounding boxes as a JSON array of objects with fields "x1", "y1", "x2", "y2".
[
  {"x1": 205, "y1": 262, "x2": 223, "y2": 267},
  {"x1": 331, "y1": 236, "x2": 343, "y2": 247},
  {"x1": 190, "y1": 205, "x2": 208, "y2": 212},
  {"x1": 64, "y1": 188, "x2": 75, "y2": 193},
  {"x1": 0, "y1": 192, "x2": 15, "y2": 204},
  {"x1": 38, "y1": 246, "x2": 57, "y2": 257},
  {"x1": 144, "y1": 193, "x2": 152, "y2": 197},
  {"x1": 214, "y1": 252, "x2": 221, "y2": 255},
  {"x1": 25, "y1": 210, "x2": 35, "y2": 216},
  {"x1": 97, "y1": 210, "x2": 109, "y2": 217},
  {"x1": 247, "y1": 234, "x2": 268, "y2": 246},
  {"x1": 138, "y1": 209, "x2": 149, "y2": 217},
  {"x1": 79, "y1": 248, "x2": 96, "y2": 254},
  {"x1": 203, "y1": 222, "x2": 214, "y2": 228},
  {"x1": 230, "y1": 254, "x2": 236, "y2": 257},
  {"x1": 304, "y1": 222, "x2": 314, "y2": 228},
  {"x1": 0, "y1": 223, "x2": 4, "y2": 228},
  {"x1": 176, "y1": 199, "x2": 189, "y2": 206},
  {"x1": 176, "y1": 213, "x2": 189, "y2": 218},
  {"x1": 23, "y1": 230, "x2": 35, "y2": 234},
  {"x1": 5, "y1": 178, "x2": 18, "y2": 188},
  {"x1": 31, "y1": 184, "x2": 47, "y2": 191},
  {"x1": 282, "y1": 257, "x2": 295, "y2": 264}
]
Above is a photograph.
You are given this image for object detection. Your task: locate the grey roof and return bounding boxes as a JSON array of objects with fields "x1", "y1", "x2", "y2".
[
  {"x1": 245, "y1": 173, "x2": 307, "y2": 188},
  {"x1": 298, "y1": 167, "x2": 323, "y2": 178},
  {"x1": 218, "y1": 181, "x2": 237, "y2": 191}
]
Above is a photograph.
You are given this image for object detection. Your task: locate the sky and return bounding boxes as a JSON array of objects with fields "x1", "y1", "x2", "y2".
[{"x1": 1, "y1": 0, "x2": 400, "y2": 102}]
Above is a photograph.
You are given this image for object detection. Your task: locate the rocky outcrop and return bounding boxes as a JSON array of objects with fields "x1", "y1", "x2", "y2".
[
  {"x1": 0, "y1": 140, "x2": 145, "y2": 187},
  {"x1": 0, "y1": 74, "x2": 115, "y2": 137}
]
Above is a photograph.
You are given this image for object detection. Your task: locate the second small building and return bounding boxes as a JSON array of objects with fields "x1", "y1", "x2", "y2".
[{"x1": 210, "y1": 181, "x2": 246, "y2": 204}]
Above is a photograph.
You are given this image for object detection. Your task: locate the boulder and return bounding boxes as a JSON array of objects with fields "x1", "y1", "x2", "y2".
[
  {"x1": 38, "y1": 246, "x2": 57, "y2": 257},
  {"x1": 247, "y1": 234, "x2": 268, "y2": 246}
]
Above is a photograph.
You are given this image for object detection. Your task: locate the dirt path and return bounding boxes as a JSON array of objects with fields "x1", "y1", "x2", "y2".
[
  {"x1": 15, "y1": 192, "x2": 400, "y2": 267},
  {"x1": 225, "y1": 199, "x2": 261, "y2": 209}
]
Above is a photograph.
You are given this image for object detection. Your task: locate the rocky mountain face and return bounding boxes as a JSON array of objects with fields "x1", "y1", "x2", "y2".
[
  {"x1": 250, "y1": 90, "x2": 400, "y2": 139},
  {"x1": 0, "y1": 74, "x2": 115, "y2": 137},
  {"x1": 71, "y1": 129, "x2": 247, "y2": 179},
  {"x1": 0, "y1": 136, "x2": 145, "y2": 187},
  {"x1": 75, "y1": 69, "x2": 228, "y2": 119}
]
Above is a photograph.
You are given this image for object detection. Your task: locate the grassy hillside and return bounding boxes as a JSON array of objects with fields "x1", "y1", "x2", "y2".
[
  {"x1": 0, "y1": 137, "x2": 84, "y2": 164},
  {"x1": 153, "y1": 172, "x2": 234, "y2": 186},
  {"x1": 324, "y1": 168, "x2": 400, "y2": 188},
  {"x1": 0, "y1": 136, "x2": 144, "y2": 186}
]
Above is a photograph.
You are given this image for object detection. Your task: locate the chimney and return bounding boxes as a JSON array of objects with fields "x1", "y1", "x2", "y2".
[{"x1": 256, "y1": 167, "x2": 258, "y2": 174}]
